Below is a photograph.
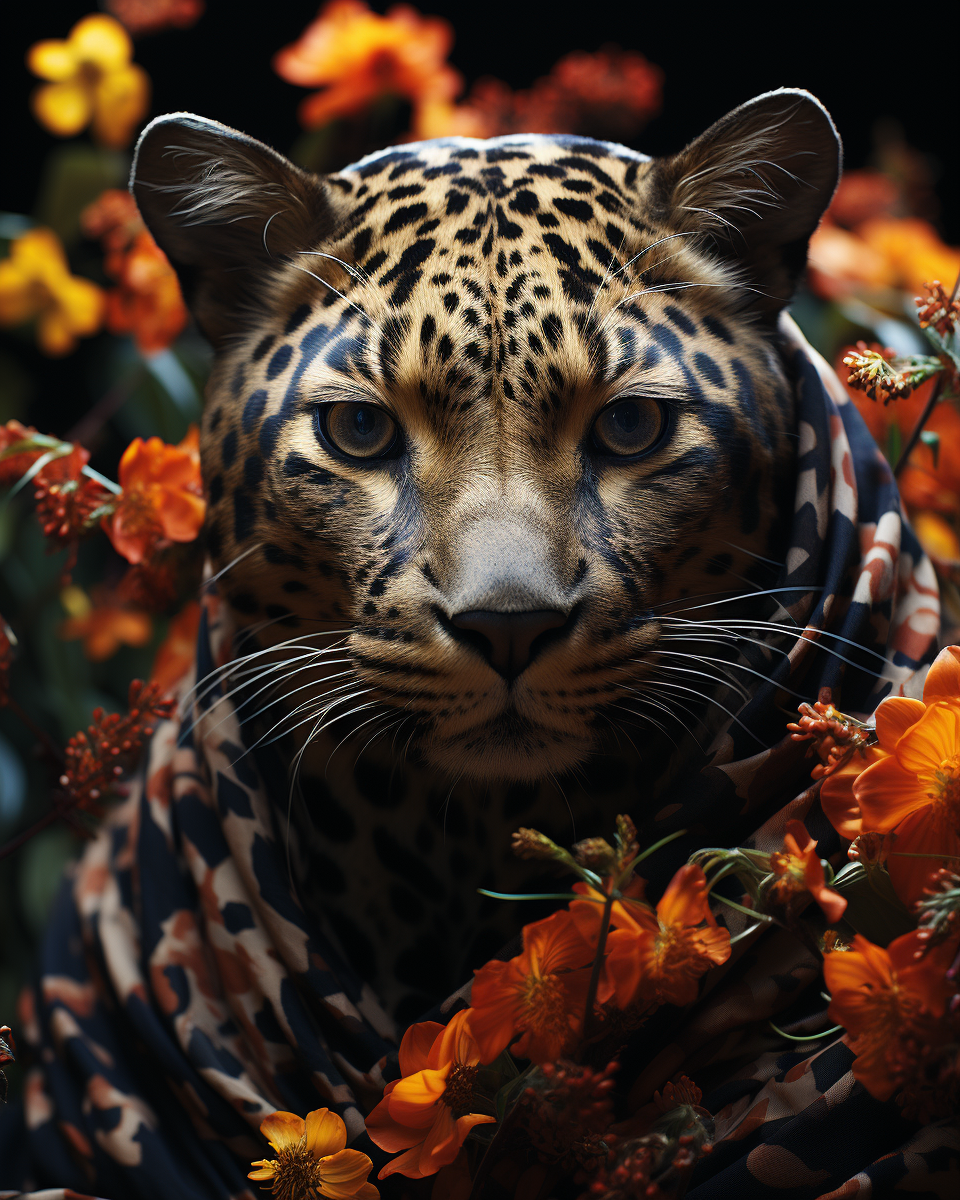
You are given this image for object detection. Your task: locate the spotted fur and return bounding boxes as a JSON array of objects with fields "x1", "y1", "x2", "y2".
[{"x1": 132, "y1": 90, "x2": 841, "y2": 1016}]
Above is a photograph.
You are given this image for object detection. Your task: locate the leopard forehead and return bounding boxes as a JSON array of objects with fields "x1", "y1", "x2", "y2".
[{"x1": 202, "y1": 133, "x2": 791, "y2": 571}]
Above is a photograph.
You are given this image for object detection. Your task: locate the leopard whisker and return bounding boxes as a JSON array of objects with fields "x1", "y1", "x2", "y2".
[
  {"x1": 202, "y1": 542, "x2": 264, "y2": 591},
  {"x1": 667, "y1": 617, "x2": 896, "y2": 674},
  {"x1": 655, "y1": 648, "x2": 809, "y2": 699},
  {"x1": 641, "y1": 674, "x2": 767, "y2": 745}
]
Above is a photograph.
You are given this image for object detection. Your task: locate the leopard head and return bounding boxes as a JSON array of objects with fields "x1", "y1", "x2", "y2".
[{"x1": 132, "y1": 89, "x2": 840, "y2": 783}]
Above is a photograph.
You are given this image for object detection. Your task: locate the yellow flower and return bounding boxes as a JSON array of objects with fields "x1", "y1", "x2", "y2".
[
  {"x1": 0, "y1": 228, "x2": 104, "y2": 356},
  {"x1": 27, "y1": 14, "x2": 150, "y2": 148},
  {"x1": 249, "y1": 1108, "x2": 378, "y2": 1200}
]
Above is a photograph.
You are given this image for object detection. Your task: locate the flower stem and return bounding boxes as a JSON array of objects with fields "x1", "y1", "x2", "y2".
[
  {"x1": 894, "y1": 265, "x2": 960, "y2": 477},
  {"x1": 769, "y1": 1020, "x2": 842, "y2": 1042},
  {"x1": 583, "y1": 886, "x2": 615, "y2": 1040}
]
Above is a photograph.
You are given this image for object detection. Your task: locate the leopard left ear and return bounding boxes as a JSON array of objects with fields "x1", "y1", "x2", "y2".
[
  {"x1": 131, "y1": 113, "x2": 338, "y2": 348},
  {"x1": 650, "y1": 88, "x2": 841, "y2": 321}
]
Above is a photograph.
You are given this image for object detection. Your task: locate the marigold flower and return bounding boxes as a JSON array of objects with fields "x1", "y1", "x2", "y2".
[
  {"x1": 849, "y1": 646, "x2": 960, "y2": 905},
  {"x1": 105, "y1": 0, "x2": 205, "y2": 37},
  {"x1": 59, "y1": 586, "x2": 152, "y2": 662},
  {"x1": 824, "y1": 930, "x2": 957, "y2": 1101},
  {"x1": 0, "y1": 229, "x2": 104, "y2": 356},
  {"x1": 469, "y1": 909, "x2": 594, "y2": 1064},
  {"x1": 273, "y1": 0, "x2": 461, "y2": 139},
  {"x1": 105, "y1": 427, "x2": 204, "y2": 564},
  {"x1": 27, "y1": 14, "x2": 150, "y2": 148},
  {"x1": 151, "y1": 601, "x2": 201, "y2": 693},
  {"x1": 365, "y1": 1009, "x2": 494, "y2": 1180},
  {"x1": 249, "y1": 1107, "x2": 378, "y2": 1199},
  {"x1": 766, "y1": 820, "x2": 847, "y2": 925}
]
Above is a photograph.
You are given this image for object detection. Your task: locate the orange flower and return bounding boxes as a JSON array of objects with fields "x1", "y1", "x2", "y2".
[
  {"x1": 767, "y1": 820, "x2": 847, "y2": 924},
  {"x1": 105, "y1": 427, "x2": 204, "y2": 564},
  {"x1": 911, "y1": 510, "x2": 960, "y2": 566},
  {"x1": 273, "y1": 0, "x2": 461, "y2": 138},
  {"x1": 27, "y1": 14, "x2": 150, "y2": 148},
  {"x1": 151, "y1": 602, "x2": 201, "y2": 694},
  {"x1": 858, "y1": 218, "x2": 960, "y2": 297},
  {"x1": 104, "y1": 230, "x2": 187, "y2": 354},
  {"x1": 0, "y1": 420, "x2": 43, "y2": 489},
  {"x1": 105, "y1": 0, "x2": 205, "y2": 37},
  {"x1": 249, "y1": 1107, "x2": 378, "y2": 1199},
  {"x1": 365, "y1": 1009, "x2": 494, "y2": 1180},
  {"x1": 613, "y1": 864, "x2": 731, "y2": 1009},
  {"x1": 59, "y1": 586, "x2": 152, "y2": 662},
  {"x1": 0, "y1": 229, "x2": 104, "y2": 356},
  {"x1": 82, "y1": 190, "x2": 188, "y2": 355},
  {"x1": 469, "y1": 909, "x2": 593, "y2": 1064},
  {"x1": 821, "y1": 647, "x2": 960, "y2": 906},
  {"x1": 824, "y1": 930, "x2": 956, "y2": 1100}
]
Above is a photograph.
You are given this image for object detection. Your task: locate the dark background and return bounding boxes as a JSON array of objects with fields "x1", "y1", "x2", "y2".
[{"x1": 3, "y1": 1, "x2": 957, "y2": 238}]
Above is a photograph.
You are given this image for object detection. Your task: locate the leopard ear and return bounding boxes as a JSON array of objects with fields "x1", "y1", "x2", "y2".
[
  {"x1": 131, "y1": 113, "x2": 337, "y2": 347},
  {"x1": 650, "y1": 89, "x2": 841, "y2": 321}
]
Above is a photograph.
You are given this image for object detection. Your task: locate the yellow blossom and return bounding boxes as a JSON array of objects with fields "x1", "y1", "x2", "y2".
[
  {"x1": 0, "y1": 228, "x2": 104, "y2": 356},
  {"x1": 27, "y1": 14, "x2": 150, "y2": 148},
  {"x1": 249, "y1": 1107, "x2": 378, "y2": 1200}
]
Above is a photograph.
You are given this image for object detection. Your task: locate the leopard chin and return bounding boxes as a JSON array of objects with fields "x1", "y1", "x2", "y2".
[{"x1": 423, "y1": 711, "x2": 597, "y2": 783}]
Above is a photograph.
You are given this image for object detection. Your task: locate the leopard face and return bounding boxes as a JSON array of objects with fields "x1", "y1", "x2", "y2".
[{"x1": 134, "y1": 91, "x2": 840, "y2": 786}]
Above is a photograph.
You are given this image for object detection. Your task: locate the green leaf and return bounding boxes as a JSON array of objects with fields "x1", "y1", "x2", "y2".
[
  {"x1": 34, "y1": 144, "x2": 127, "y2": 246},
  {"x1": 832, "y1": 863, "x2": 915, "y2": 946},
  {"x1": 923, "y1": 324, "x2": 960, "y2": 375}
]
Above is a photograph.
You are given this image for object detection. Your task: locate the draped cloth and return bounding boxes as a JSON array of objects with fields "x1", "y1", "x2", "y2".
[{"x1": 1, "y1": 319, "x2": 955, "y2": 1199}]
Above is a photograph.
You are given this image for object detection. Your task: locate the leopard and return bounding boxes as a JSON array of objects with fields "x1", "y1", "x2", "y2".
[{"x1": 131, "y1": 88, "x2": 840, "y2": 1025}]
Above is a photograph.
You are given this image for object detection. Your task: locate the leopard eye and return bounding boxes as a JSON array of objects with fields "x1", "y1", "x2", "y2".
[
  {"x1": 318, "y1": 402, "x2": 399, "y2": 460},
  {"x1": 592, "y1": 397, "x2": 666, "y2": 458}
]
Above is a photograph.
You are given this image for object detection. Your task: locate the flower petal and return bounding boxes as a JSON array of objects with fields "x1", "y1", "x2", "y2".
[
  {"x1": 656, "y1": 863, "x2": 711, "y2": 929},
  {"x1": 31, "y1": 81, "x2": 93, "y2": 137},
  {"x1": 248, "y1": 1162, "x2": 277, "y2": 1181},
  {"x1": 398, "y1": 1020, "x2": 443, "y2": 1077},
  {"x1": 26, "y1": 40, "x2": 78, "y2": 82},
  {"x1": 885, "y1": 806, "x2": 960, "y2": 909},
  {"x1": 921, "y1": 645, "x2": 960, "y2": 703},
  {"x1": 895, "y1": 703, "x2": 960, "y2": 777},
  {"x1": 853, "y1": 757, "x2": 930, "y2": 832},
  {"x1": 306, "y1": 1107, "x2": 346, "y2": 1159},
  {"x1": 319, "y1": 1148, "x2": 377, "y2": 1198},
  {"x1": 387, "y1": 1067, "x2": 449, "y2": 1126},
  {"x1": 364, "y1": 1092, "x2": 423, "y2": 1154},
  {"x1": 71, "y1": 14, "x2": 132, "y2": 70},
  {"x1": 260, "y1": 1110, "x2": 305, "y2": 1152},
  {"x1": 874, "y1": 696, "x2": 926, "y2": 748}
]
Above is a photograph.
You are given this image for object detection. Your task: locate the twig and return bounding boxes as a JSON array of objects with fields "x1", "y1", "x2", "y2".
[
  {"x1": 3, "y1": 697, "x2": 64, "y2": 767},
  {"x1": 894, "y1": 266, "x2": 960, "y2": 477},
  {"x1": 583, "y1": 887, "x2": 616, "y2": 1040}
]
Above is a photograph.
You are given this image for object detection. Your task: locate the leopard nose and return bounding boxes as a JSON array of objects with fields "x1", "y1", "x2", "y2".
[{"x1": 450, "y1": 609, "x2": 569, "y2": 680}]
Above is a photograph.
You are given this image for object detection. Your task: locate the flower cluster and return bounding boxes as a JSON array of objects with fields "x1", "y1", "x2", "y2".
[
  {"x1": 60, "y1": 679, "x2": 174, "y2": 816},
  {"x1": 27, "y1": 14, "x2": 150, "y2": 148},
  {"x1": 81, "y1": 189, "x2": 188, "y2": 354},
  {"x1": 787, "y1": 687, "x2": 873, "y2": 778},
  {"x1": 916, "y1": 280, "x2": 960, "y2": 338},
  {"x1": 841, "y1": 342, "x2": 944, "y2": 405}
]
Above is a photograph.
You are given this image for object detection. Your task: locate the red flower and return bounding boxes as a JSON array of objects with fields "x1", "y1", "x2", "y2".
[
  {"x1": 365, "y1": 1009, "x2": 494, "y2": 1180},
  {"x1": 767, "y1": 820, "x2": 847, "y2": 925},
  {"x1": 824, "y1": 931, "x2": 957, "y2": 1101},
  {"x1": 469, "y1": 909, "x2": 594, "y2": 1064},
  {"x1": 151, "y1": 601, "x2": 201, "y2": 694},
  {"x1": 105, "y1": 427, "x2": 204, "y2": 564}
]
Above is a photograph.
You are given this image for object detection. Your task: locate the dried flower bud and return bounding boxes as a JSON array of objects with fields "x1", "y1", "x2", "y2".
[
  {"x1": 916, "y1": 281, "x2": 960, "y2": 338},
  {"x1": 848, "y1": 832, "x2": 889, "y2": 867},
  {"x1": 820, "y1": 929, "x2": 851, "y2": 953},
  {"x1": 842, "y1": 341, "x2": 943, "y2": 405},
  {"x1": 572, "y1": 837, "x2": 617, "y2": 872},
  {"x1": 512, "y1": 827, "x2": 566, "y2": 861},
  {"x1": 787, "y1": 694, "x2": 872, "y2": 779}
]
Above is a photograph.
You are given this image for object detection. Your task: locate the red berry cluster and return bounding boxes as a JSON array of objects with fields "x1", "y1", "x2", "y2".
[
  {"x1": 60, "y1": 679, "x2": 175, "y2": 814},
  {"x1": 518, "y1": 1059, "x2": 619, "y2": 1171},
  {"x1": 916, "y1": 280, "x2": 960, "y2": 338}
]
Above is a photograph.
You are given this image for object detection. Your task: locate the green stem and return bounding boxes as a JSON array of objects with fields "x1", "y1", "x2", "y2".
[
  {"x1": 712, "y1": 893, "x2": 776, "y2": 922},
  {"x1": 476, "y1": 889, "x2": 582, "y2": 902},
  {"x1": 624, "y1": 828, "x2": 688, "y2": 872},
  {"x1": 582, "y1": 887, "x2": 615, "y2": 1040},
  {"x1": 769, "y1": 1020, "x2": 842, "y2": 1042}
]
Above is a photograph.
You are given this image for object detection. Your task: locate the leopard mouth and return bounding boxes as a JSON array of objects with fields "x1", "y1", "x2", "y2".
[{"x1": 422, "y1": 707, "x2": 597, "y2": 782}]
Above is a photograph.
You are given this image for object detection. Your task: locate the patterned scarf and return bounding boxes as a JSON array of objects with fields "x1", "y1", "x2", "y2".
[{"x1": 0, "y1": 319, "x2": 951, "y2": 1200}]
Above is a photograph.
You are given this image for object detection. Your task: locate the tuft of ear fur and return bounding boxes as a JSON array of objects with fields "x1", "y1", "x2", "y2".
[
  {"x1": 651, "y1": 89, "x2": 841, "y2": 321},
  {"x1": 131, "y1": 113, "x2": 337, "y2": 347}
]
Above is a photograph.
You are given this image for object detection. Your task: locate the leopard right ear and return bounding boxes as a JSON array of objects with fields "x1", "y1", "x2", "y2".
[{"x1": 131, "y1": 113, "x2": 338, "y2": 348}]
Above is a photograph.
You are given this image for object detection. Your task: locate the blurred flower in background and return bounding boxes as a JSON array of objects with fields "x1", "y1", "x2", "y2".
[
  {"x1": 0, "y1": 227, "x2": 104, "y2": 355},
  {"x1": 104, "y1": 0, "x2": 205, "y2": 37},
  {"x1": 27, "y1": 14, "x2": 150, "y2": 149}
]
